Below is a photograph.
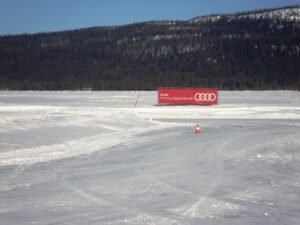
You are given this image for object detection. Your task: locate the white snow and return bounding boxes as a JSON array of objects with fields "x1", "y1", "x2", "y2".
[
  {"x1": 190, "y1": 7, "x2": 300, "y2": 24},
  {"x1": 0, "y1": 91, "x2": 299, "y2": 225},
  {"x1": 236, "y1": 7, "x2": 300, "y2": 22}
]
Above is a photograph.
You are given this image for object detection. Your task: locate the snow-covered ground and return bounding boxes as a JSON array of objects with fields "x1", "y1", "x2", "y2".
[{"x1": 0, "y1": 91, "x2": 299, "y2": 225}]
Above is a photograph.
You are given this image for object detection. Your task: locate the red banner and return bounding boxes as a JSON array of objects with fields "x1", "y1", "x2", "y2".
[{"x1": 158, "y1": 88, "x2": 218, "y2": 105}]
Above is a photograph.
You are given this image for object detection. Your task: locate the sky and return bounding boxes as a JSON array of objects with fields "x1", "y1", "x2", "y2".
[{"x1": 0, "y1": 0, "x2": 299, "y2": 35}]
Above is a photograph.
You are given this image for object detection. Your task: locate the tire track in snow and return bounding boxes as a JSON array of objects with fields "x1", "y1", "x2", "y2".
[
  {"x1": 65, "y1": 180, "x2": 185, "y2": 225},
  {"x1": 181, "y1": 131, "x2": 255, "y2": 219},
  {"x1": 0, "y1": 123, "x2": 172, "y2": 167}
]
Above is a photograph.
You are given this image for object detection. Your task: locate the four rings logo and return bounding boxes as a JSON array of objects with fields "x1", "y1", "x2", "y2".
[{"x1": 194, "y1": 93, "x2": 217, "y2": 102}]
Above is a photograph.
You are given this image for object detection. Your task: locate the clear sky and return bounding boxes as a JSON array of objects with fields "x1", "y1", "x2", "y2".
[{"x1": 0, "y1": 0, "x2": 299, "y2": 35}]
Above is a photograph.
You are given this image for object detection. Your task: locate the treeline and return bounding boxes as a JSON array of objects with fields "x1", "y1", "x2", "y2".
[{"x1": 0, "y1": 6, "x2": 299, "y2": 90}]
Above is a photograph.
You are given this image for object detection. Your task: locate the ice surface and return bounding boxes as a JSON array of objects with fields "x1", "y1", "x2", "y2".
[{"x1": 0, "y1": 91, "x2": 299, "y2": 225}]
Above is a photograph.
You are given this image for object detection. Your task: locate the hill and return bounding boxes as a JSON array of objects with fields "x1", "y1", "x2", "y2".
[{"x1": 0, "y1": 5, "x2": 299, "y2": 90}]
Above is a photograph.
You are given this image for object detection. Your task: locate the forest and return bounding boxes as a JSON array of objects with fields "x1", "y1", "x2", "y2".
[{"x1": 0, "y1": 6, "x2": 299, "y2": 90}]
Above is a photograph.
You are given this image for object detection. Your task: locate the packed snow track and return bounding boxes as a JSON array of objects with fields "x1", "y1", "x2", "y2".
[{"x1": 0, "y1": 91, "x2": 300, "y2": 225}]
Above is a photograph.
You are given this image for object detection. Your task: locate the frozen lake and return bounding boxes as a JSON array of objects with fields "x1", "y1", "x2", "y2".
[{"x1": 0, "y1": 91, "x2": 300, "y2": 225}]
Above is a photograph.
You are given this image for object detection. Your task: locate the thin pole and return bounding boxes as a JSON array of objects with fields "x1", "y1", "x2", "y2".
[{"x1": 133, "y1": 93, "x2": 140, "y2": 111}]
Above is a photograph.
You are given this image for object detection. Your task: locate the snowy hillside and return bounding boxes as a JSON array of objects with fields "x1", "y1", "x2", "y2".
[
  {"x1": 0, "y1": 91, "x2": 300, "y2": 225},
  {"x1": 236, "y1": 7, "x2": 300, "y2": 21},
  {"x1": 189, "y1": 5, "x2": 300, "y2": 23},
  {"x1": 1, "y1": 6, "x2": 300, "y2": 90}
]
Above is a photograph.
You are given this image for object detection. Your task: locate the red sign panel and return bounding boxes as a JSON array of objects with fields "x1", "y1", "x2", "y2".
[{"x1": 158, "y1": 88, "x2": 218, "y2": 105}]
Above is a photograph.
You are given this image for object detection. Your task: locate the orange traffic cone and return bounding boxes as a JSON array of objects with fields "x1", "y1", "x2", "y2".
[{"x1": 195, "y1": 124, "x2": 201, "y2": 134}]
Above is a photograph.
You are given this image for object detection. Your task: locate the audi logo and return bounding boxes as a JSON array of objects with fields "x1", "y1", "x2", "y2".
[{"x1": 194, "y1": 93, "x2": 217, "y2": 102}]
